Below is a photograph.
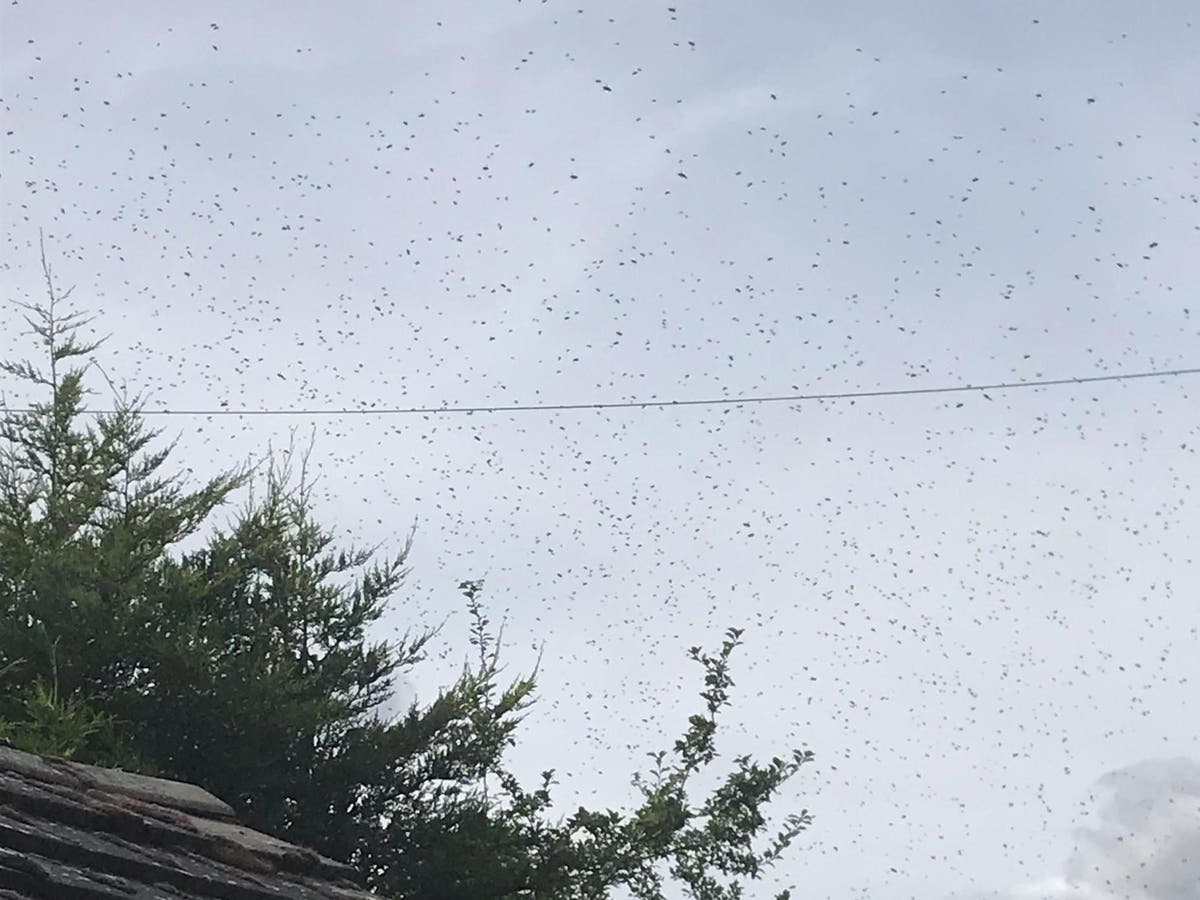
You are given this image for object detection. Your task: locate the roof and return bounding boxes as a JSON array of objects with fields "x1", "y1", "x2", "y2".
[{"x1": 0, "y1": 742, "x2": 379, "y2": 899}]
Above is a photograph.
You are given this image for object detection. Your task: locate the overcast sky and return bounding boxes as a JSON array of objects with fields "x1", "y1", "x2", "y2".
[{"x1": 3, "y1": 2, "x2": 1200, "y2": 897}]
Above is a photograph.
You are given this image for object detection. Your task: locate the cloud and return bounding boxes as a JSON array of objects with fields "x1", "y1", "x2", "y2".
[{"x1": 962, "y1": 758, "x2": 1200, "y2": 900}]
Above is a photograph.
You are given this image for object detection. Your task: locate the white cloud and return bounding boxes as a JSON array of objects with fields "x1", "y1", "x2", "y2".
[
  {"x1": 965, "y1": 758, "x2": 1200, "y2": 900},
  {"x1": 1009, "y1": 876, "x2": 1105, "y2": 899}
]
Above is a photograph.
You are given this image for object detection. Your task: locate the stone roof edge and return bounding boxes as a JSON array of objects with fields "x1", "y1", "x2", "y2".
[{"x1": 0, "y1": 742, "x2": 235, "y2": 820}]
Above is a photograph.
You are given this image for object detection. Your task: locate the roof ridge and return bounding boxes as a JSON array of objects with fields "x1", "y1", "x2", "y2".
[
  {"x1": 0, "y1": 742, "x2": 379, "y2": 898},
  {"x1": 0, "y1": 742, "x2": 234, "y2": 820}
]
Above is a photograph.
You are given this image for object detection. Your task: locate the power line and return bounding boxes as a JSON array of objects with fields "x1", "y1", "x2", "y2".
[{"x1": 2, "y1": 365, "x2": 1197, "y2": 418}]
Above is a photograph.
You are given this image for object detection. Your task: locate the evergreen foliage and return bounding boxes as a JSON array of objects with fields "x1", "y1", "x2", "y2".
[{"x1": 0, "y1": 243, "x2": 813, "y2": 899}]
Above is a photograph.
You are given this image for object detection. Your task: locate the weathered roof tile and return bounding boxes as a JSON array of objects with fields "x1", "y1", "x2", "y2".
[{"x1": 0, "y1": 742, "x2": 379, "y2": 899}]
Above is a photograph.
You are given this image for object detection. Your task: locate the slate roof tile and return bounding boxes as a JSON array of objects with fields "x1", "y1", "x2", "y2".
[{"x1": 0, "y1": 743, "x2": 379, "y2": 899}]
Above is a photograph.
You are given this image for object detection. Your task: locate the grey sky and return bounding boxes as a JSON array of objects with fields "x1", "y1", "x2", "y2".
[{"x1": 3, "y1": 1, "x2": 1199, "y2": 897}]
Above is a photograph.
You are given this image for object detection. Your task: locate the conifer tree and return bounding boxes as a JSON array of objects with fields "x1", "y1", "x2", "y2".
[
  {"x1": 0, "y1": 238, "x2": 242, "y2": 765},
  {"x1": 0, "y1": 243, "x2": 813, "y2": 899}
]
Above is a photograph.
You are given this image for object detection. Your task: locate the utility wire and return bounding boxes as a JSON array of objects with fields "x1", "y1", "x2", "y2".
[{"x1": 2, "y1": 365, "x2": 1197, "y2": 417}]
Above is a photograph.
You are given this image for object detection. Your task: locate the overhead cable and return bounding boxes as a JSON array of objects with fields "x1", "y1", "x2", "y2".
[{"x1": 3, "y1": 365, "x2": 1197, "y2": 417}]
